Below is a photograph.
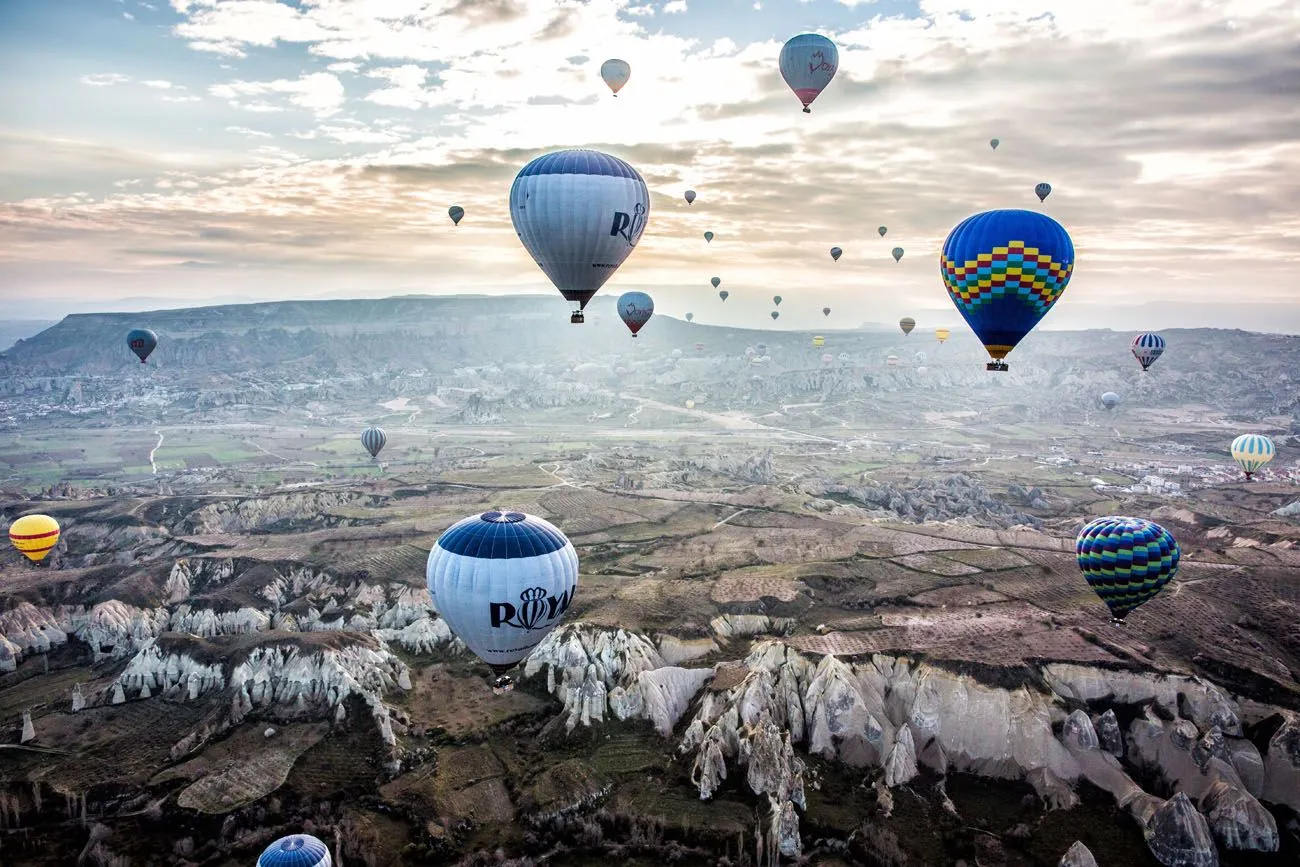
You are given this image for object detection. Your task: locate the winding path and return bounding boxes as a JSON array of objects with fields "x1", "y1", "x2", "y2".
[{"x1": 148, "y1": 430, "x2": 164, "y2": 475}]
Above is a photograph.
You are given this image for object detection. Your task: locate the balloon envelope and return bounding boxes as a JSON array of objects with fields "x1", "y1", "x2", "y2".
[
  {"x1": 617, "y1": 290, "x2": 654, "y2": 336},
  {"x1": 600, "y1": 58, "x2": 631, "y2": 94},
  {"x1": 1035, "y1": 182, "x2": 1052, "y2": 202},
  {"x1": 940, "y1": 209, "x2": 1074, "y2": 364},
  {"x1": 891, "y1": 247, "x2": 904, "y2": 262},
  {"x1": 830, "y1": 246, "x2": 842, "y2": 261},
  {"x1": 257, "y1": 835, "x2": 332, "y2": 867},
  {"x1": 770, "y1": 311, "x2": 779, "y2": 320},
  {"x1": 1076, "y1": 516, "x2": 1179, "y2": 623},
  {"x1": 822, "y1": 307, "x2": 831, "y2": 316},
  {"x1": 1230, "y1": 434, "x2": 1275, "y2": 479},
  {"x1": 899, "y1": 317, "x2": 916, "y2": 335},
  {"x1": 773, "y1": 295, "x2": 782, "y2": 306},
  {"x1": 779, "y1": 33, "x2": 838, "y2": 112},
  {"x1": 711, "y1": 277, "x2": 721, "y2": 288},
  {"x1": 426, "y1": 511, "x2": 578, "y2": 674},
  {"x1": 685, "y1": 312, "x2": 694, "y2": 322},
  {"x1": 448, "y1": 205, "x2": 464, "y2": 225},
  {"x1": 812, "y1": 335, "x2": 825, "y2": 347},
  {"x1": 990, "y1": 138, "x2": 1000, "y2": 150},
  {"x1": 704, "y1": 231, "x2": 714, "y2": 243},
  {"x1": 684, "y1": 190, "x2": 696, "y2": 205},
  {"x1": 9, "y1": 514, "x2": 60, "y2": 563},
  {"x1": 361, "y1": 426, "x2": 387, "y2": 459},
  {"x1": 935, "y1": 327, "x2": 950, "y2": 343},
  {"x1": 878, "y1": 226, "x2": 887, "y2": 237},
  {"x1": 127, "y1": 328, "x2": 158, "y2": 363},
  {"x1": 1101, "y1": 392, "x2": 1120, "y2": 410},
  {"x1": 1132, "y1": 333, "x2": 1166, "y2": 371},
  {"x1": 719, "y1": 290, "x2": 729, "y2": 301},
  {"x1": 509, "y1": 150, "x2": 649, "y2": 314}
]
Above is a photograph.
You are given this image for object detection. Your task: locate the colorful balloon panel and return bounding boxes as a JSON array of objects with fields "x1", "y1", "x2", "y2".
[
  {"x1": 9, "y1": 514, "x2": 61, "y2": 563},
  {"x1": 426, "y1": 511, "x2": 579, "y2": 674},
  {"x1": 1076, "y1": 516, "x2": 1179, "y2": 623},
  {"x1": 509, "y1": 150, "x2": 649, "y2": 312},
  {"x1": 779, "y1": 33, "x2": 838, "y2": 112},
  {"x1": 940, "y1": 209, "x2": 1074, "y2": 362}
]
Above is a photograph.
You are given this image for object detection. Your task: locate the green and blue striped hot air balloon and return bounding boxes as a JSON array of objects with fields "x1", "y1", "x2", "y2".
[
  {"x1": 1076, "y1": 516, "x2": 1180, "y2": 625},
  {"x1": 1230, "y1": 434, "x2": 1275, "y2": 480}
]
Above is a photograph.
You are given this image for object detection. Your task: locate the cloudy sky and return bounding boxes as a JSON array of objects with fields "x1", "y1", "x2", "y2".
[{"x1": 2, "y1": 0, "x2": 1298, "y2": 332}]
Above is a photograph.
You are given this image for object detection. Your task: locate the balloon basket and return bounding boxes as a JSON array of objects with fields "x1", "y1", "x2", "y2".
[
  {"x1": 570, "y1": 311, "x2": 585, "y2": 324},
  {"x1": 985, "y1": 361, "x2": 1009, "y2": 372},
  {"x1": 1109, "y1": 616, "x2": 1127, "y2": 627},
  {"x1": 491, "y1": 675, "x2": 515, "y2": 695}
]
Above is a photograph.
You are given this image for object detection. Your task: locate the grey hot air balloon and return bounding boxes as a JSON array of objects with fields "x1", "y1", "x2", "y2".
[
  {"x1": 830, "y1": 246, "x2": 842, "y2": 261},
  {"x1": 684, "y1": 190, "x2": 696, "y2": 205},
  {"x1": 773, "y1": 295, "x2": 782, "y2": 306},
  {"x1": 126, "y1": 328, "x2": 158, "y2": 364},
  {"x1": 822, "y1": 307, "x2": 831, "y2": 317},
  {"x1": 704, "y1": 231, "x2": 714, "y2": 243},
  {"x1": 891, "y1": 247, "x2": 904, "y2": 262},
  {"x1": 686, "y1": 312, "x2": 694, "y2": 322},
  {"x1": 711, "y1": 277, "x2": 721, "y2": 288},
  {"x1": 361, "y1": 426, "x2": 387, "y2": 460},
  {"x1": 899, "y1": 317, "x2": 916, "y2": 335},
  {"x1": 448, "y1": 205, "x2": 464, "y2": 226},
  {"x1": 1035, "y1": 182, "x2": 1052, "y2": 202},
  {"x1": 989, "y1": 138, "x2": 1000, "y2": 150},
  {"x1": 1101, "y1": 392, "x2": 1120, "y2": 411},
  {"x1": 770, "y1": 311, "x2": 780, "y2": 321},
  {"x1": 878, "y1": 226, "x2": 887, "y2": 237},
  {"x1": 719, "y1": 290, "x2": 729, "y2": 301}
]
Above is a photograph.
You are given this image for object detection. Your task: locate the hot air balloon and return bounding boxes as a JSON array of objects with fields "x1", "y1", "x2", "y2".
[
  {"x1": 989, "y1": 138, "x2": 1000, "y2": 150},
  {"x1": 886, "y1": 355, "x2": 899, "y2": 367},
  {"x1": 671, "y1": 348, "x2": 683, "y2": 359},
  {"x1": 935, "y1": 327, "x2": 950, "y2": 344},
  {"x1": 448, "y1": 205, "x2": 465, "y2": 226},
  {"x1": 704, "y1": 231, "x2": 714, "y2": 243},
  {"x1": 1230, "y1": 434, "x2": 1275, "y2": 480},
  {"x1": 361, "y1": 426, "x2": 386, "y2": 460},
  {"x1": 686, "y1": 312, "x2": 694, "y2": 322},
  {"x1": 258, "y1": 835, "x2": 332, "y2": 867},
  {"x1": 617, "y1": 291, "x2": 654, "y2": 337},
  {"x1": 822, "y1": 307, "x2": 831, "y2": 317},
  {"x1": 771, "y1": 311, "x2": 780, "y2": 321},
  {"x1": 830, "y1": 246, "x2": 842, "y2": 261},
  {"x1": 773, "y1": 295, "x2": 782, "y2": 306},
  {"x1": 127, "y1": 328, "x2": 158, "y2": 364},
  {"x1": 878, "y1": 226, "x2": 887, "y2": 238},
  {"x1": 812, "y1": 335, "x2": 825, "y2": 347},
  {"x1": 899, "y1": 317, "x2": 916, "y2": 335},
  {"x1": 510, "y1": 149, "x2": 649, "y2": 324},
  {"x1": 685, "y1": 399, "x2": 696, "y2": 409},
  {"x1": 9, "y1": 514, "x2": 60, "y2": 564},
  {"x1": 711, "y1": 277, "x2": 721, "y2": 289},
  {"x1": 1101, "y1": 392, "x2": 1120, "y2": 410},
  {"x1": 940, "y1": 209, "x2": 1074, "y2": 371},
  {"x1": 821, "y1": 353, "x2": 833, "y2": 365},
  {"x1": 1076, "y1": 516, "x2": 1180, "y2": 625},
  {"x1": 1132, "y1": 333, "x2": 1166, "y2": 372},
  {"x1": 684, "y1": 190, "x2": 696, "y2": 205},
  {"x1": 600, "y1": 58, "x2": 631, "y2": 96},
  {"x1": 1035, "y1": 182, "x2": 1052, "y2": 202},
  {"x1": 719, "y1": 290, "x2": 729, "y2": 302},
  {"x1": 779, "y1": 33, "x2": 838, "y2": 113},
  {"x1": 891, "y1": 247, "x2": 904, "y2": 262},
  {"x1": 694, "y1": 342, "x2": 704, "y2": 352},
  {"x1": 426, "y1": 510, "x2": 578, "y2": 690}
]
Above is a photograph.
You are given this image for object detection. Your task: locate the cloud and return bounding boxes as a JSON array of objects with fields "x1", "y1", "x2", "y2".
[
  {"x1": 662, "y1": 1, "x2": 687, "y2": 13},
  {"x1": 141, "y1": 79, "x2": 177, "y2": 89},
  {"x1": 209, "y1": 72, "x2": 346, "y2": 116},
  {"x1": 80, "y1": 73, "x2": 130, "y2": 87},
  {"x1": 3, "y1": 0, "x2": 1298, "y2": 331}
]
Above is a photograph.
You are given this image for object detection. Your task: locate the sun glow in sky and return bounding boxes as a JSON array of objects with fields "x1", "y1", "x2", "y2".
[{"x1": 1, "y1": 0, "x2": 1298, "y2": 331}]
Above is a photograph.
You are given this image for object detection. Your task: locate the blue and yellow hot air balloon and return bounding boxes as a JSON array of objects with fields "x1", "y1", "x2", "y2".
[
  {"x1": 9, "y1": 514, "x2": 61, "y2": 563},
  {"x1": 940, "y1": 209, "x2": 1074, "y2": 371},
  {"x1": 1230, "y1": 434, "x2": 1275, "y2": 480},
  {"x1": 1076, "y1": 516, "x2": 1179, "y2": 625}
]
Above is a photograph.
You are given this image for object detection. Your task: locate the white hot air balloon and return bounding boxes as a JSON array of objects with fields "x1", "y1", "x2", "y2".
[
  {"x1": 601, "y1": 58, "x2": 631, "y2": 96},
  {"x1": 426, "y1": 510, "x2": 579, "y2": 691},
  {"x1": 779, "y1": 33, "x2": 838, "y2": 113},
  {"x1": 509, "y1": 149, "x2": 650, "y2": 324}
]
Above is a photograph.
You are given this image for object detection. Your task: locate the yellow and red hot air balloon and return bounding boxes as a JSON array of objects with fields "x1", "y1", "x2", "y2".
[{"x1": 9, "y1": 514, "x2": 61, "y2": 563}]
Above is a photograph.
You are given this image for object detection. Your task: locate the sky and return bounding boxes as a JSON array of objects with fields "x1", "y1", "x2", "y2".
[{"x1": 1, "y1": 0, "x2": 1299, "y2": 333}]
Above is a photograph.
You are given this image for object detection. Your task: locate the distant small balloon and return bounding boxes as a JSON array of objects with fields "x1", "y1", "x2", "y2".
[
  {"x1": 126, "y1": 328, "x2": 158, "y2": 364},
  {"x1": 684, "y1": 190, "x2": 697, "y2": 205},
  {"x1": 686, "y1": 312, "x2": 694, "y2": 322},
  {"x1": 935, "y1": 327, "x2": 950, "y2": 344},
  {"x1": 1035, "y1": 182, "x2": 1052, "y2": 202},
  {"x1": 989, "y1": 138, "x2": 1000, "y2": 150},
  {"x1": 822, "y1": 307, "x2": 831, "y2": 317},
  {"x1": 830, "y1": 246, "x2": 842, "y2": 261},
  {"x1": 448, "y1": 205, "x2": 465, "y2": 226},
  {"x1": 779, "y1": 33, "x2": 838, "y2": 113},
  {"x1": 600, "y1": 58, "x2": 631, "y2": 96},
  {"x1": 1101, "y1": 392, "x2": 1120, "y2": 410},
  {"x1": 886, "y1": 355, "x2": 899, "y2": 366},
  {"x1": 618, "y1": 291, "x2": 654, "y2": 337},
  {"x1": 773, "y1": 295, "x2": 782, "y2": 306},
  {"x1": 719, "y1": 290, "x2": 729, "y2": 301},
  {"x1": 878, "y1": 226, "x2": 887, "y2": 237},
  {"x1": 899, "y1": 317, "x2": 916, "y2": 335},
  {"x1": 771, "y1": 311, "x2": 780, "y2": 320},
  {"x1": 704, "y1": 231, "x2": 714, "y2": 243},
  {"x1": 891, "y1": 247, "x2": 904, "y2": 262},
  {"x1": 711, "y1": 277, "x2": 721, "y2": 288}
]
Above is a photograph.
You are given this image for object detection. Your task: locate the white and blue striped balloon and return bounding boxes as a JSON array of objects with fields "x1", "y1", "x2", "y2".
[
  {"x1": 361, "y1": 426, "x2": 386, "y2": 459},
  {"x1": 509, "y1": 149, "x2": 649, "y2": 314},
  {"x1": 1230, "y1": 434, "x2": 1275, "y2": 478},
  {"x1": 426, "y1": 510, "x2": 578, "y2": 675},
  {"x1": 257, "y1": 835, "x2": 332, "y2": 867},
  {"x1": 1132, "y1": 332, "x2": 1166, "y2": 371}
]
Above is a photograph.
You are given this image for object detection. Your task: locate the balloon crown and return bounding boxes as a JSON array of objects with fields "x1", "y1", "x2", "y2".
[{"x1": 481, "y1": 510, "x2": 526, "y2": 523}]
